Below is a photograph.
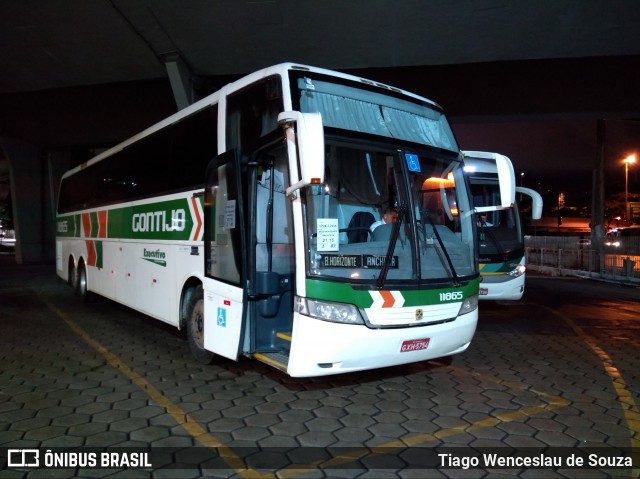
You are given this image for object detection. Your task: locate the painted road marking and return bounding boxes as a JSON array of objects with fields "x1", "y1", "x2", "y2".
[
  {"x1": 537, "y1": 303, "x2": 640, "y2": 476},
  {"x1": 38, "y1": 294, "x2": 270, "y2": 479},
  {"x1": 35, "y1": 292, "x2": 638, "y2": 475}
]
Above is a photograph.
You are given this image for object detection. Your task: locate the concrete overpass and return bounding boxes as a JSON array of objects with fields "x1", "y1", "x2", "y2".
[{"x1": 1, "y1": 0, "x2": 639, "y2": 262}]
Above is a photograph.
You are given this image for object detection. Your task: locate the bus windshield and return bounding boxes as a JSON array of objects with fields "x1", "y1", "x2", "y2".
[
  {"x1": 302, "y1": 142, "x2": 476, "y2": 285},
  {"x1": 469, "y1": 176, "x2": 524, "y2": 261}
]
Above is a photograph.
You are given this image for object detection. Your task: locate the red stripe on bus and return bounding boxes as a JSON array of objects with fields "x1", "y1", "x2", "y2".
[
  {"x1": 191, "y1": 197, "x2": 202, "y2": 240},
  {"x1": 86, "y1": 240, "x2": 97, "y2": 266},
  {"x1": 97, "y1": 210, "x2": 107, "y2": 238},
  {"x1": 81, "y1": 213, "x2": 91, "y2": 237}
]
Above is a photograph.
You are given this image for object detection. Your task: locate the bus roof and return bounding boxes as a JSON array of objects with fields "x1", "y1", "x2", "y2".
[{"x1": 62, "y1": 62, "x2": 444, "y2": 180}]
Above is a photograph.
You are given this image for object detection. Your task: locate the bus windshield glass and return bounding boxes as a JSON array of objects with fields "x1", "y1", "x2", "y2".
[
  {"x1": 469, "y1": 175, "x2": 524, "y2": 260},
  {"x1": 302, "y1": 143, "x2": 476, "y2": 285}
]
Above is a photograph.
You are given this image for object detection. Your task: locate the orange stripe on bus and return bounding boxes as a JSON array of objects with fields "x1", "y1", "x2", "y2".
[{"x1": 380, "y1": 290, "x2": 395, "y2": 307}]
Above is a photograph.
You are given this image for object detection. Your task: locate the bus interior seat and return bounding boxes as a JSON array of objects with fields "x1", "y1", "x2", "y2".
[
  {"x1": 347, "y1": 212, "x2": 375, "y2": 243},
  {"x1": 371, "y1": 223, "x2": 406, "y2": 243}
]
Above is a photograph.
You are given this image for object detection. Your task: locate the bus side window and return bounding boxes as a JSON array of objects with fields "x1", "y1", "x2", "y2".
[{"x1": 226, "y1": 77, "x2": 283, "y2": 157}]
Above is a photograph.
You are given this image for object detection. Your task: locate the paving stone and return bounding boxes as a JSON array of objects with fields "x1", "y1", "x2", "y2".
[
  {"x1": 306, "y1": 417, "x2": 343, "y2": 432},
  {"x1": 23, "y1": 425, "x2": 67, "y2": 441},
  {"x1": 41, "y1": 434, "x2": 85, "y2": 448},
  {"x1": 268, "y1": 420, "x2": 307, "y2": 438},
  {"x1": 220, "y1": 405, "x2": 259, "y2": 419},
  {"x1": 534, "y1": 429, "x2": 580, "y2": 447},
  {"x1": 110, "y1": 417, "x2": 149, "y2": 432},
  {"x1": 244, "y1": 413, "x2": 279, "y2": 428},
  {"x1": 84, "y1": 430, "x2": 129, "y2": 447},
  {"x1": 51, "y1": 413, "x2": 91, "y2": 427},
  {"x1": 207, "y1": 417, "x2": 244, "y2": 433},
  {"x1": 9, "y1": 416, "x2": 51, "y2": 432},
  {"x1": 73, "y1": 401, "x2": 112, "y2": 415},
  {"x1": 296, "y1": 430, "x2": 338, "y2": 447},
  {"x1": 278, "y1": 409, "x2": 314, "y2": 423},
  {"x1": 339, "y1": 414, "x2": 376, "y2": 429},
  {"x1": 231, "y1": 425, "x2": 271, "y2": 442},
  {"x1": 67, "y1": 421, "x2": 108, "y2": 437},
  {"x1": 36, "y1": 405, "x2": 75, "y2": 419},
  {"x1": 564, "y1": 426, "x2": 608, "y2": 443}
]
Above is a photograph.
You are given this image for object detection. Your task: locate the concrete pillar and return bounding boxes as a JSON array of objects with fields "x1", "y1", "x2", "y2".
[
  {"x1": 0, "y1": 138, "x2": 72, "y2": 264},
  {"x1": 1, "y1": 137, "x2": 45, "y2": 264}
]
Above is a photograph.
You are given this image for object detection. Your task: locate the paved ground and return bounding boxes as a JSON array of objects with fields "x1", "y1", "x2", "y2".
[{"x1": 0, "y1": 255, "x2": 638, "y2": 478}]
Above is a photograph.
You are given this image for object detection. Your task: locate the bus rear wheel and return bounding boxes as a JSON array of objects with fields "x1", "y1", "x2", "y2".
[
  {"x1": 186, "y1": 285, "x2": 215, "y2": 364},
  {"x1": 75, "y1": 261, "x2": 93, "y2": 302},
  {"x1": 68, "y1": 258, "x2": 77, "y2": 289}
]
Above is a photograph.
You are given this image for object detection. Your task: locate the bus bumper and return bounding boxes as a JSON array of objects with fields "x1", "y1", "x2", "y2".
[
  {"x1": 286, "y1": 310, "x2": 478, "y2": 377},
  {"x1": 479, "y1": 273, "x2": 525, "y2": 301}
]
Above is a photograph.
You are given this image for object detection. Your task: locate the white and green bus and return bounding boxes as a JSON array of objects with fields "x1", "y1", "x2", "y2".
[
  {"x1": 56, "y1": 63, "x2": 514, "y2": 377},
  {"x1": 463, "y1": 151, "x2": 542, "y2": 301}
]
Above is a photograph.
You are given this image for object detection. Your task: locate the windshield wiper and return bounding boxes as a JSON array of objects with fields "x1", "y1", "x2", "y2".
[
  {"x1": 376, "y1": 205, "x2": 405, "y2": 290},
  {"x1": 478, "y1": 219, "x2": 506, "y2": 256},
  {"x1": 423, "y1": 210, "x2": 461, "y2": 287}
]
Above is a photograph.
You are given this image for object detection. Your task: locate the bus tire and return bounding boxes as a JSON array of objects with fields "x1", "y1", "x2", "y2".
[
  {"x1": 75, "y1": 261, "x2": 93, "y2": 302},
  {"x1": 186, "y1": 285, "x2": 214, "y2": 364},
  {"x1": 68, "y1": 257, "x2": 77, "y2": 289}
]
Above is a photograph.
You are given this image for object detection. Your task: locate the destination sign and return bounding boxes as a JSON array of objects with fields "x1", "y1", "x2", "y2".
[{"x1": 319, "y1": 254, "x2": 399, "y2": 269}]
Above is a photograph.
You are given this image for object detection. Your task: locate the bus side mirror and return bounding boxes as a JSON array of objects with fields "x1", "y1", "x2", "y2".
[
  {"x1": 493, "y1": 153, "x2": 516, "y2": 208},
  {"x1": 462, "y1": 150, "x2": 515, "y2": 209},
  {"x1": 278, "y1": 111, "x2": 325, "y2": 196},
  {"x1": 516, "y1": 186, "x2": 544, "y2": 220}
]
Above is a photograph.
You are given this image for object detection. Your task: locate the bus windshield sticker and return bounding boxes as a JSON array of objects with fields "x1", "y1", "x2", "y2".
[
  {"x1": 316, "y1": 218, "x2": 339, "y2": 251},
  {"x1": 224, "y1": 200, "x2": 236, "y2": 229},
  {"x1": 405, "y1": 153, "x2": 421, "y2": 172},
  {"x1": 319, "y1": 254, "x2": 399, "y2": 269}
]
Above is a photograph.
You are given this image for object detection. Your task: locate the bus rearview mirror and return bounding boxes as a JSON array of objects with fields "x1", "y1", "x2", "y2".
[
  {"x1": 278, "y1": 111, "x2": 325, "y2": 196},
  {"x1": 516, "y1": 186, "x2": 544, "y2": 219}
]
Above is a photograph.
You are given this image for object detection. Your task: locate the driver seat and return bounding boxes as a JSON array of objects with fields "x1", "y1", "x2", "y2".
[{"x1": 347, "y1": 212, "x2": 375, "y2": 243}]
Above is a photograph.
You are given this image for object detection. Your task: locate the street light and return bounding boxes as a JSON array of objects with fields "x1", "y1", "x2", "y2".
[{"x1": 623, "y1": 154, "x2": 636, "y2": 222}]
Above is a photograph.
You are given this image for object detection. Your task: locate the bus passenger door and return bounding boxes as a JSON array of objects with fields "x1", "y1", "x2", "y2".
[{"x1": 202, "y1": 150, "x2": 247, "y2": 360}]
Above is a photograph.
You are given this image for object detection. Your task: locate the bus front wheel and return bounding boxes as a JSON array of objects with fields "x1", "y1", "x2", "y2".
[{"x1": 186, "y1": 285, "x2": 215, "y2": 364}]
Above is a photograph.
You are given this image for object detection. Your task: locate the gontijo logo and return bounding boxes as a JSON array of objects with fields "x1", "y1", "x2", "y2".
[{"x1": 132, "y1": 209, "x2": 186, "y2": 232}]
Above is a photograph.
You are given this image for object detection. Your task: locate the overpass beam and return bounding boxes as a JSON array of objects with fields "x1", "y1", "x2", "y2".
[{"x1": 163, "y1": 52, "x2": 198, "y2": 111}]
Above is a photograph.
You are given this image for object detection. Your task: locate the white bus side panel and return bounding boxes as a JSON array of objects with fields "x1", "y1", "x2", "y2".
[{"x1": 203, "y1": 279, "x2": 244, "y2": 360}]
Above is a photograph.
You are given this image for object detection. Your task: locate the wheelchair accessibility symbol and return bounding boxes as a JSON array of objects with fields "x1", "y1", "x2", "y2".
[
  {"x1": 405, "y1": 153, "x2": 421, "y2": 172},
  {"x1": 217, "y1": 307, "x2": 226, "y2": 328}
]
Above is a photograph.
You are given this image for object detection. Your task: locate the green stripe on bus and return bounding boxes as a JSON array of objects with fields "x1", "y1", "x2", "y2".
[
  {"x1": 305, "y1": 278, "x2": 480, "y2": 308},
  {"x1": 95, "y1": 241, "x2": 103, "y2": 269},
  {"x1": 57, "y1": 198, "x2": 197, "y2": 241},
  {"x1": 480, "y1": 260, "x2": 523, "y2": 273}
]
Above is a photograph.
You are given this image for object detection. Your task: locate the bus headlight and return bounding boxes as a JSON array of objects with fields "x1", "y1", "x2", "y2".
[
  {"x1": 508, "y1": 265, "x2": 526, "y2": 278},
  {"x1": 296, "y1": 296, "x2": 364, "y2": 325},
  {"x1": 458, "y1": 294, "x2": 478, "y2": 316}
]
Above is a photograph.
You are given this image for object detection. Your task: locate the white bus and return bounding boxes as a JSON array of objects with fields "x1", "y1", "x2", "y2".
[
  {"x1": 463, "y1": 151, "x2": 542, "y2": 301},
  {"x1": 56, "y1": 63, "x2": 514, "y2": 377}
]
